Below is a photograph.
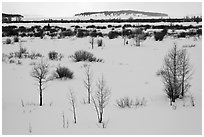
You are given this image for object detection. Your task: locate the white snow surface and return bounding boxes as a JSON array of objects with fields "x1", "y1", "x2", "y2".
[{"x1": 2, "y1": 36, "x2": 202, "y2": 135}]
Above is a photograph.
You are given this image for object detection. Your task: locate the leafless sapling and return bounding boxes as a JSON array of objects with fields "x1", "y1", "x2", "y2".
[
  {"x1": 31, "y1": 59, "x2": 49, "y2": 106},
  {"x1": 83, "y1": 65, "x2": 93, "y2": 104},
  {"x1": 68, "y1": 89, "x2": 77, "y2": 124},
  {"x1": 92, "y1": 75, "x2": 111, "y2": 123}
]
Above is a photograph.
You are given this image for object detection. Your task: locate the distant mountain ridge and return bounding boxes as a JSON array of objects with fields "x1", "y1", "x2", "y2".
[
  {"x1": 74, "y1": 10, "x2": 168, "y2": 20},
  {"x1": 75, "y1": 10, "x2": 168, "y2": 17}
]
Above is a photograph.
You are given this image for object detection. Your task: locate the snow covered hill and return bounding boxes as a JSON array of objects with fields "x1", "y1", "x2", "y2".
[{"x1": 74, "y1": 10, "x2": 168, "y2": 20}]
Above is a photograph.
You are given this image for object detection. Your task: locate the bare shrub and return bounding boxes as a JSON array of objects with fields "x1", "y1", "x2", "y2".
[
  {"x1": 97, "y1": 39, "x2": 103, "y2": 47},
  {"x1": 29, "y1": 51, "x2": 42, "y2": 59},
  {"x1": 55, "y1": 66, "x2": 74, "y2": 79},
  {"x1": 116, "y1": 96, "x2": 147, "y2": 108},
  {"x1": 14, "y1": 36, "x2": 19, "y2": 42},
  {"x1": 19, "y1": 46, "x2": 28, "y2": 58},
  {"x1": 116, "y1": 97, "x2": 133, "y2": 108},
  {"x1": 5, "y1": 38, "x2": 12, "y2": 44},
  {"x1": 14, "y1": 46, "x2": 28, "y2": 59},
  {"x1": 48, "y1": 51, "x2": 58, "y2": 60},
  {"x1": 154, "y1": 29, "x2": 167, "y2": 41},
  {"x1": 108, "y1": 31, "x2": 120, "y2": 39},
  {"x1": 71, "y1": 50, "x2": 103, "y2": 62},
  {"x1": 59, "y1": 29, "x2": 74, "y2": 38},
  {"x1": 76, "y1": 29, "x2": 89, "y2": 38},
  {"x1": 6, "y1": 46, "x2": 28, "y2": 59}
]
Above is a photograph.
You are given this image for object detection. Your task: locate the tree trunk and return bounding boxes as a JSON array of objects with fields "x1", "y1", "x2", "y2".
[
  {"x1": 99, "y1": 112, "x2": 103, "y2": 123},
  {"x1": 98, "y1": 107, "x2": 103, "y2": 123},
  {"x1": 172, "y1": 96, "x2": 175, "y2": 103},
  {"x1": 88, "y1": 90, "x2": 91, "y2": 104},
  {"x1": 39, "y1": 79, "x2": 43, "y2": 106},
  {"x1": 62, "y1": 112, "x2": 65, "y2": 128},
  {"x1": 172, "y1": 97, "x2": 176, "y2": 109},
  {"x1": 40, "y1": 91, "x2": 43, "y2": 106},
  {"x1": 91, "y1": 37, "x2": 94, "y2": 49},
  {"x1": 123, "y1": 37, "x2": 126, "y2": 45},
  {"x1": 92, "y1": 96, "x2": 100, "y2": 123},
  {"x1": 170, "y1": 99, "x2": 172, "y2": 106},
  {"x1": 73, "y1": 107, "x2": 77, "y2": 124}
]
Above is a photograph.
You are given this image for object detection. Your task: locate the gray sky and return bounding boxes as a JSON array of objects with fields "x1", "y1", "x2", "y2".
[{"x1": 2, "y1": 2, "x2": 202, "y2": 18}]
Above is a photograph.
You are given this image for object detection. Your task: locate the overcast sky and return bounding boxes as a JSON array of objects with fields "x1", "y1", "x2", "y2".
[{"x1": 2, "y1": 2, "x2": 202, "y2": 18}]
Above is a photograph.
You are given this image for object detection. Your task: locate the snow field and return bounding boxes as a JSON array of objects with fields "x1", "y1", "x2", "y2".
[{"x1": 2, "y1": 36, "x2": 202, "y2": 134}]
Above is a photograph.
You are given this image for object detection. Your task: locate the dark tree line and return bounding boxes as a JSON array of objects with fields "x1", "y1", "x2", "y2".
[{"x1": 4, "y1": 16, "x2": 202, "y2": 23}]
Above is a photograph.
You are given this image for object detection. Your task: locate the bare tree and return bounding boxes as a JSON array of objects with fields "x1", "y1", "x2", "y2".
[
  {"x1": 68, "y1": 89, "x2": 77, "y2": 124},
  {"x1": 83, "y1": 65, "x2": 93, "y2": 104},
  {"x1": 90, "y1": 30, "x2": 97, "y2": 49},
  {"x1": 92, "y1": 75, "x2": 111, "y2": 123},
  {"x1": 31, "y1": 59, "x2": 49, "y2": 106},
  {"x1": 158, "y1": 44, "x2": 193, "y2": 106},
  {"x1": 159, "y1": 44, "x2": 181, "y2": 105},
  {"x1": 134, "y1": 28, "x2": 146, "y2": 47}
]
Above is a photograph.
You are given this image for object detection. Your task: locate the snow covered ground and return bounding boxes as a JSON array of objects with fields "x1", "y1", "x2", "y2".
[{"x1": 2, "y1": 35, "x2": 202, "y2": 135}]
